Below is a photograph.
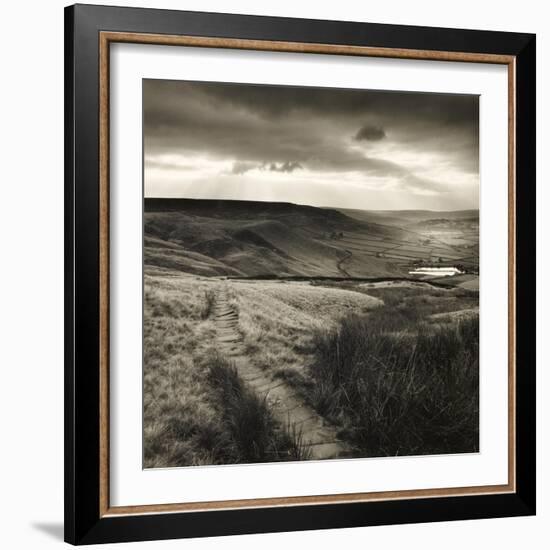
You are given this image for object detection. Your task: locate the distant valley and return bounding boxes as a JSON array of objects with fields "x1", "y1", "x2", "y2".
[{"x1": 144, "y1": 198, "x2": 479, "y2": 279}]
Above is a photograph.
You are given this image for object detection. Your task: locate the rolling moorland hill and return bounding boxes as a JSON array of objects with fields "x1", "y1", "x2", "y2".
[
  {"x1": 144, "y1": 198, "x2": 478, "y2": 278},
  {"x1": 338, "y1": 208, "x2": 479, "y2": 227}
]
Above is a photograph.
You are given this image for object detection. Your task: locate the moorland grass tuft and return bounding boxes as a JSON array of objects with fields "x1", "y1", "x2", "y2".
[
  {"x1": 308, "y1": 311, "x2": 479, "y2": 456},
  {"x1": 200, "y1": 288, "x2": 216, "y2": 319}
]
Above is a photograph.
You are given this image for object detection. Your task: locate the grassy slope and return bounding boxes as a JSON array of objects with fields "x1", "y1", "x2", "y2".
[
  {"x1": 143, "y1": 274, "x2": 221, "y2": 467},
  {"x1": 144, "y1": 271, "x2": 479, "y2": 463},
  {"x1": 143, "y1": 274, "x2": 383, "y2": 467},
  {"x1": 144, "y1": 198, "x2": 388, "y2": 277},
  {"x1": 231, "y1": 280, "x2": 382, "y2": 378},
  {"x1": 143, "y1": 274, "x2": 309, "y2": 467},
  {"x1": 143, "y1": 199, "x2": 480, "y2": 463},
  {"x1": 284, "y1": 283, "x2": 479, "y2": 456},
  {"x1": 337, "y1": 208, "x2": 479, "y2": 263},
  {"x1": 145, "y1": 199, "x2": 473, "y2": 278},
  {"x1": 228, "y1": 279, "x2": 479, "y2": 457}
]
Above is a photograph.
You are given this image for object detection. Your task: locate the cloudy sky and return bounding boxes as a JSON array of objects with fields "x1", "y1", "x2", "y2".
[{"x1": 143, "y1": 79, "x2": 479, "y2": 211}]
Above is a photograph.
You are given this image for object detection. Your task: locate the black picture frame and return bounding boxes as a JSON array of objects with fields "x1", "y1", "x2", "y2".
[{"x1": 65, "y1": 3, "x2": 536, "y2": 545}]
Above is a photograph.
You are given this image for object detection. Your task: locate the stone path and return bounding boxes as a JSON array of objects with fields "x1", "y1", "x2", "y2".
[{"x1": 213, "y1": 286, "x2": 351, "y2": 460}]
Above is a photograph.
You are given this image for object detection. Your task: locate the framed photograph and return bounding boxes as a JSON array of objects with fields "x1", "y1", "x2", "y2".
[{"x1": 64, "y1": 4, "x2": 536, "y2": 545}]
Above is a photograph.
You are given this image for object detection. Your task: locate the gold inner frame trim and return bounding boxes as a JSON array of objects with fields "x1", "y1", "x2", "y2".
[{"x1": 98, "y1": 31, "x2": 517, "y2": 518}]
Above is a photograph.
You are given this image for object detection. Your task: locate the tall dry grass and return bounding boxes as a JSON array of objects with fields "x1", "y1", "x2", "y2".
[
  {"x1": 207, "y1": 351, "x2": 311, "y2": 462},
  {"x1": 233, "y1": 280, "x2": 381, "y2": 380},
  {"x1": 144, "y1": 275, "x2": 311, "y2": 467},
  {"x1": 308, "y1": 311, "x2": 479, "y2": 456},
  {"x1": 145, "y1": 275, "x2": 478, "y2": 465},
  {"x1": 200, "y1": 288, "x2": 216, "y2": 319},
  {"x1": 143, "y1": 276, "x2": 225, "y2": 468}
]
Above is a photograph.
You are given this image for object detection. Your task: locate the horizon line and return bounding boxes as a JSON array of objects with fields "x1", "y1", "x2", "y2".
[{"x1": 144, "y1": 196, "x2": 479, "y2": 213}]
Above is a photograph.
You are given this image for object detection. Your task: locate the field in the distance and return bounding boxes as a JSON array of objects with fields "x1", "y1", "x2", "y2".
[{"x1": 145, "y1": 199, "x2": 479, "y2": 279}]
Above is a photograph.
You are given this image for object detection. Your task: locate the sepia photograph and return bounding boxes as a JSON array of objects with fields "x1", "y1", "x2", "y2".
[{"x1": 142, "y1": 79, "x2": 480, "y2": 469}]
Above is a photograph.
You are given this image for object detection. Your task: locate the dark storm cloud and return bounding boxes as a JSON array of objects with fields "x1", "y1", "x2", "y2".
[
  {"x1": 171, "y1": 81, "x2": 477, "y2": 126},
  {"x1": 230, "y1": 160, "x2": 303, "y2": 175},
  {"x1": 143, "y1": 79, "x2": 479, "y2": 196},
  {"x1": 354, "y1": 125, "x2": 386, "y2": 142},
  {"x1": 267, "y1": 161, "x2": 303, "y2": 173}
]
